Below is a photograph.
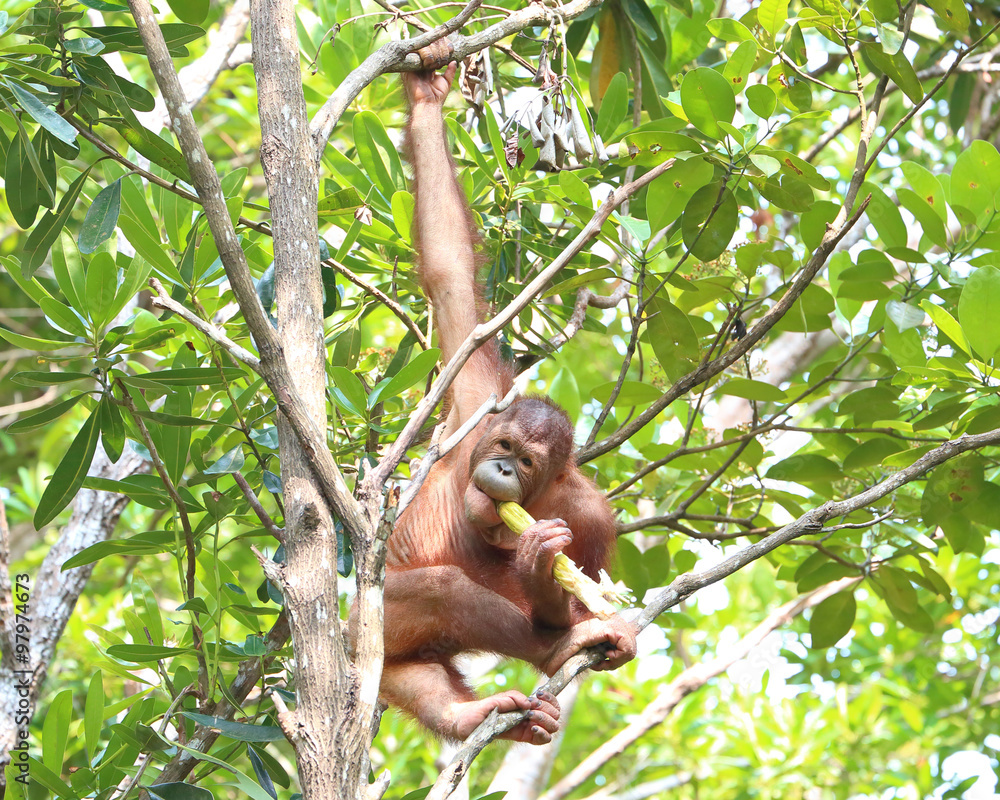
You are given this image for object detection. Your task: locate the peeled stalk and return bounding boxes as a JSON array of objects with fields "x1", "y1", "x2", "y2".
[{"x1": 496, "y1": 501, "x2": 630, "y2": 620}]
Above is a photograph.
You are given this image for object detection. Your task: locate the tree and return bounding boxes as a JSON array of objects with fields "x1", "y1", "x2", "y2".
[{"x1": 1, "y1": 0, "x2": 999, "y2": 796}]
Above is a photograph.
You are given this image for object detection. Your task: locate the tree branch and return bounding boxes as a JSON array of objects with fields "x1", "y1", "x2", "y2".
[
  {"x1": 148, "y1": 278, "x2": 261, "y2": 370},
  {"x1": 427, "y1": 427, "x2": 1000, "y2": 797},
  {"x1": 540, "y1": 577, "x2": 862, "y2": 800},
  {"x1": 125, "y1": 0, "x2": 370, "y2": 547},
  {"x1": 311, "y1": 0, "x2": 603, "y2": 154},
  {"x1": 397, "y1": 386, "x2": 518, "y2": 517},
  {"x1": 137, "y1": 0, "x2": 252, "y2": 131},
  {"x1": 365, "y1": 157, "x2": 677, "y2": 494}
]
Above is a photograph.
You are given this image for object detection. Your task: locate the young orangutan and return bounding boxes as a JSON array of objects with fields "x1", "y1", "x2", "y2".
[{"x1": 378, "y1": 64, "x2": 637, "y2": 745}]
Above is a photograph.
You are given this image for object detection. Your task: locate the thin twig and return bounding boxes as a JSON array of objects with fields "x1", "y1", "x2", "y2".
[
  {"x1": 233, "y1": 472, "x2": 284, "y2": 541},
  {"x1": 127, "y1": 0, "x2": 369, "y2": 543},
  {"x1": 397, "y1": 385, "x2": 518, "y2": 516},
  {"x1": 539, "y1": 577, "x2": 862, "y2": 800},
  {"x1": 148, "y1": 278, "x2": 261, "y2": 370},
  {"x1": 366, "y1": 156, "x2": 678, "y2": 494}
]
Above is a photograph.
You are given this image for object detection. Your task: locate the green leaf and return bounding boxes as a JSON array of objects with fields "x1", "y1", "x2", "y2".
[
  {"x1": 246, "y1": 746, "x2": 277, "y2": 800},
  {"x1": 559, "y1": 170, "x2": 593, "y2": 210},
  {"x1": 7, "y1": 80, "x2": 77, "y2": 144},
  {"x1": 81, "y1": 23, "x2": 205, "y2": 56},
  {"x1": 860, "y1": 43, "x2": 923, "y2": 104},
  {"x1": 23, "y1": 167, "x2": 93, "y2": 278},
  {"x1": 370, "y1": 348, "x2": 440, "y2": 407},
  {"x1": 621, "y1": 0, "x2": 661, "y2": 40},
  {"x1": 79, "y1": 179, "x2": 122, "y2": 254},
  {"x1": 746, "y1": 84, "x2": 776, "y2": 118},
  {"x1": 615, "y1": 212, "x2": 651, "y2": 243},
  {"x1": 718, "y1": 378, "x2": 786, "y2": 402},
  {"x1": 86, "y1": 252, "x2": 120, "y2": 329},
  {"x1": 10, "y1": 371, "x2": 95, "y2": 387},
  {"x1": 390, "y1": 190, "x2": 415, "y2": 240},
  {"x1": 809, "y1": 591, "x2": 856, "y2": 649},
  {"x1": 765, "y1": 454, "x2": 842, "y2": 483},
  {"x1": 919, "y1": 299, "x2": 971, "y2": 356},
  {"x1": 7, "y1": 394, "x2": 89, "y2": 433},
  {"x1": 549, "y1": 367, "x2": 581, "y2": 424},
  {"x1": 123, "y1": 367, "x2": 245, "y2": 387},
  {"x1": 80, "y1": 476, "x2": 172, "y2": 510},
  {"x1": 876, "y1": 566, "x2": 918, "y2": 612},
  {"x1": 645, "y1": 290, "x2": 699, "y2": 381},
  {"x1": 842, "y1": 437, "x2": 906, "y2": 470},
  {"x1": 107, "y1": 644, "x2": 194, "y2": 662},
  {"x1": 26, "y1": 757, "x2": 75, "y2": 799},
  {"x1": 723, "y1": 40, "x2": 757, "y2": 92},
  {"x1": 543, "y1": 267, "x2": 617, "y2": 299},
  {"x1": 951, "y1": 140, "x2": 1000, "y2": 217},
  {"x1": 859, "y1": 183, "x2": 906, "y2": 248},
  {"x1": 34, "y1": 405, "x2": 102, "y2": 527},
  {"x1": 84, "y1": 671, "x2": 105, "y2": 761},
  {"x1": 958, "y1": 266, "x2": 1000, "y2": 360},
  {"x1": 330, "y1": 366, "x2": 369, "y2": 417},
  {"x1": 165, "y1": 0, "x2": 209, "y2": 24},
  {"x1": 647, "y1": 156, "x2": 714, "y2": 232},
  {"x1": 100, "y1": 398, "x2": 126, "y2": 463},
  {"x1": 875, "y1": 21, "x2": 904, "y2": 54},
  {"x1": 620, "y1": 130, "x2": 703, "y2": 166},
  {"x1": 354, "y1": 110, "x2": 404, "y2": 201},
  {"x1": 41, "y1": 689, "x2": 72, "y2": 773},
  {"x1": 117, "y1": 254, "x2": 154, "y2": 315},
  {"x1": 885, "y1": 300, "x2": 925, "y2": 331},
  {"x1": 0, "y1": 327, "x2": 76, "y2": 351},
  {"x1": 926, "y1": 0, "x2": 969, "y2": 32},
  {"x1": 920, "y1": 453, "x2": 984, "y2": 534},
  {"x1": 64, "y1": 36, "x2": 105, "y2": 55},
  {"x1": 483, "y1": 104, "x2": 510, "y2": 185},
  {"x1": 4, "y1": 129, "x2": 49, "y2": 227},
  {"x1": 758, "y1": 0, "x2": 789, "y2": 34},
  {"x1": 948, "y1": 73, "x2": 974, "y2": 133},
  {"x1": 595, "y1": 72, "x2": 628, "y2": 141},
  {"x1": 318, "y1": 186, "x2": 365, "y2": 217},
  {"x1": 131, "y1": 409, "x2": 219, "y2": 427},
  {"x1": 205, "y1": 444, "x2": 245, "y2": 475},
  {"x1": 896, "y1": 187, "x2": 948, "y2": 248},
  {"x1": 180, "y1": 713, "x2": 284, "y2": 742},
  {"x1": 682, "y1": 184, "x2": 737, "y2": 261},
  {"x1": 52, "y1": 233, "x2": 87, "y2": 313},
  {"x1": 39, "y1": 296, "x2": 88, "y2": 338},
  {"x1": 680, "y1": 68, "x2": 735, "y2": 140},
  {"x1": 883, "y1": 322, "x2": 925, "y2": 367},
  {"x1": 118, "y1": 214, "x2": 179, "y2": 279},
  {"x1": 706, "y1": 18, "x2": 755, "y2": 40},
  {"x1": 147, "y1": 783, "x2": 216, "y2": 800}
]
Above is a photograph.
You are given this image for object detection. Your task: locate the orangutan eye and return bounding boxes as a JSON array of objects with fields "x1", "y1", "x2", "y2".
[
  {"x1": 499, "y1": 439, "x2": 512, "y2": 450},
  {"x1": 521, "y1": 457, "x2": 532, "y2": 467}
]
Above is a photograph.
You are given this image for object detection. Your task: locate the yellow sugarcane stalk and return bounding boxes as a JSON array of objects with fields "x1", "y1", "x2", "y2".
[{"x1": 496, "y1": 501, "x2": 630, "y2": 620}]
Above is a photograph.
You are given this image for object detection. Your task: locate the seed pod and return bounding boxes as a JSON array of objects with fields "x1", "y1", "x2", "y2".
[
  {"x1": 541, "y1": 95, "x2": 555, "y2": 128},
  {"x1": 527, "y1": 112, "x2": 546, "y2": 147},
  {"x1": 555, "y1": 135, "x2": 566, "y2": 169},
  {"x1": 570, "y1": 102, "x2": 594, "y2": 160},
  {"x1": 538, "y1": 130, "x2": 557, "y2": 170},
  {"x1": 553, "y1": 114, "x2": 572, "y2": 153},
  {"x1": 594, "y1": 134, "x2": 610, "y2": 163}
]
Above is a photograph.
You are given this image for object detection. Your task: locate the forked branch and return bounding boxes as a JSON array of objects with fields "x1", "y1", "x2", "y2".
[{"x1": 427, "y1": 426, "x2": 1000, "y2": 798}]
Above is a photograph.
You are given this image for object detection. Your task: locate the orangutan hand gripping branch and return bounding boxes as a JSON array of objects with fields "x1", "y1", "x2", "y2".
[{"x1": 377, "y1": 64, "x2": 637, "y2": 746}]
